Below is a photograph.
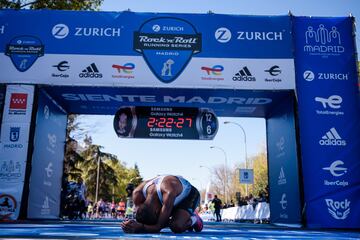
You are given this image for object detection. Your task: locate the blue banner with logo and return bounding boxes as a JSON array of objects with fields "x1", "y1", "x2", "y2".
[
  {"x1": 294, "y1": 17, "x2": 360, "y2": 228},
  {"x1": 0, "y1": 85, "x2": 5, "y2": 130},
  {"x1": 27, "y1": 89, "x2": 67, "y2": 219},
  {"x1": 267, "y1": 94, "x2": 302, "y2": 225},
  {"x1": 0, "y1": 10, "x2": 295, "y2": 89},
  {"x1": 0, "y1": 10, "x2": 292, "y2": 58}
]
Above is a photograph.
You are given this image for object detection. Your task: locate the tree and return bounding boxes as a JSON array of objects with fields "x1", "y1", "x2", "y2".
[
  {"x1": 210, "y1": 147, "x2": 268, "y2": 203},
  {"x1": 63, "y1": 115, "x2": 85, "y2": 179},
  {"x1": 0, "y1": 0, "x2": 103, "y2": 10},
  {"x1": 251, "y1": 151, "x2": 268, "y2": 197},
  {"x1": 81, "y1": 143, "x2": 118, "y2": 203},
  {"x1": 210, "y1": 164, "x2": 228, "y2": 203}
]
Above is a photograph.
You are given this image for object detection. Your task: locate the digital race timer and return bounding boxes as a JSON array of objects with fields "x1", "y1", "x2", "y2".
[{"x1": 113, "y1": 106, "x2": 218, "y2": 140}]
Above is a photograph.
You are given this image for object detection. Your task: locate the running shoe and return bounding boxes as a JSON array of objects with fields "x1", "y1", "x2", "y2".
[{"x1": 192, "y1": 211, "x2": 203, "y2": 232}]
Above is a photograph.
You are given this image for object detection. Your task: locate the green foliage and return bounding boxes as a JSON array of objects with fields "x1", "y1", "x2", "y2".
[
  {"x1": 0, "y1": 0, "x2": 103, "y2": 10},
  {"x1": 63, "y1": 114, "x2": 144, "y2": 203},
  {"x1": 80, "y1": 144, "x2": 119, "y2": 202},
  {"x1": 251, "y1": 151, "x2": 268, "y2": 196}
]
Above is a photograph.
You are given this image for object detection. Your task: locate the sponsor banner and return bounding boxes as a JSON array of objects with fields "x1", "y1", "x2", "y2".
[
  {"x1": 0, "y1": 10, "x2": 293, "y2": 87},
  {"x1": 0, "y1": 185, "x2": 23, "y2": 220},
  {"x1": 27, "y1": 89, "x2": 67, "y2": 219},
  {"x1": 267, "y1": 95, "x2": 302, "y2": 225},
  {"x1": 0, "y1": 54, "x2": 295, "y2": 90},
  {"x1": 0, "y1": 10, "x2": 292, "y2": 58},
  {"x1": 0, "y1": 85, "x2": 33, "y2": 220},
  {"x1": 2, "y1": 85, "x2": 34, "y2": 123},
  {"x1": 43, "y1": 85, "x2": 292, "y2": 117},
  {"x1": 0, "y1": 85, "x2": 5, "y2": 127},
  {"x1": 294, "y1": 17, "x2": 360, "y2": 228}
]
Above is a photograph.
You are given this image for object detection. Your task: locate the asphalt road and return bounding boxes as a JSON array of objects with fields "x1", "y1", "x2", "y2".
[{"x1": 0, "y1": 220, "x2": 359, "y2": 239}]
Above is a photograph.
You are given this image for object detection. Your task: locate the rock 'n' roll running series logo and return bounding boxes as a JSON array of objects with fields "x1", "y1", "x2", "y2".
[
  {"x1": 5, "y1": 36, "x2": 44, "y2": 72},
  {"x1": 0, "y1": 194, "x2": 17, "y2": 220},
  {"x1": 134, "y1": 17, "x2": 201, "y2": 83}
]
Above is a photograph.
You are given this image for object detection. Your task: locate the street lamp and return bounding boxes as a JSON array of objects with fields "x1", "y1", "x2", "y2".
[
  {"x1": 210, "y1": 146, "x2": 228, "y2": 204},
  {"x1": 199, "y1": 165, "x2": 212, "y2": 172},
  {"x1": 191, "y1": 178, "x2": 203, "y2": 191},
  {"x1": 224, "y1": 121, "x2": 249, "y2": 196},
  {"x1": 199, "y1": 165, "x2": 213, "y2": 204}
]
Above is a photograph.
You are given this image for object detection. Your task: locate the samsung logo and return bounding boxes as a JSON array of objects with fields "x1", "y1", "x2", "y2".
[
  {"x1": 237, "y1": 31, "x2": 283, "y2": 41},
  {"x1": 75, "y1": 27, "x2": 121, "y2": 37}
]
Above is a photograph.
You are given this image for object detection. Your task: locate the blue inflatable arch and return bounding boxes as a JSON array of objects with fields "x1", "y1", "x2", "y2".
[{"x1": 0, "y1": 10, "x2": 359, "y2": 229}]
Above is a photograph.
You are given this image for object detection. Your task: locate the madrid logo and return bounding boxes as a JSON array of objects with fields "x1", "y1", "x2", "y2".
[
  {"x1": 5, "y1": 36, "x2": 44, "y2": 72},
  {"x1": 134, "y1": 17, "x2": 201, "y2": 83}
]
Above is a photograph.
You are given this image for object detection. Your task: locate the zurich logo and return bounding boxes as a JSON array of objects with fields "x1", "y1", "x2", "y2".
[
  {"x1": 5, "y1": 36, "x2": 44, "y2": 72},
  {"x1": 323, "y1": 160, "x2": 347, "y2": 177},
  {"x1": 152, "y1": 24, "x2": 161, "y2": 32},
  {"x1": 303, "y1": 70, "x2": 315, "y2": 81},
  {"x1": 52, "y1": 24, "x2": 69, "y2": 39},
  {"x1": 134, "y1": 17, "x2": 201, "y2": 83},
  {"x1": 215, "y1": 27, "x2": 232, "y2": 43}
]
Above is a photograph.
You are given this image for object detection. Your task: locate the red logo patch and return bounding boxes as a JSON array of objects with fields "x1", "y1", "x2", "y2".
[{"x1": 10, "y1": 93, "x2": 27, "y2": 110}]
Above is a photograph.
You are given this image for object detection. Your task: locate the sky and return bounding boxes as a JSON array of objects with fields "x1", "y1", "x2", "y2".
[{"x1": 74, "y1": 0, "x2": 360, "y2": 193}]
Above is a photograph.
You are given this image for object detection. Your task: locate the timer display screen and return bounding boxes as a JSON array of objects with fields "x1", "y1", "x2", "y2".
[{"x1": 114, "y1": 106, "x2": 218, "y2": 140}]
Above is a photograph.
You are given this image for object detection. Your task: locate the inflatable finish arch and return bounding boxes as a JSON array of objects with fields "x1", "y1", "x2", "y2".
[{"x1": 0, "y1": 10, "x2": 359, "y2": 229}]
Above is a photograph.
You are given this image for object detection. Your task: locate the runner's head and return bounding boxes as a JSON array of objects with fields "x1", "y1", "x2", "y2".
[
  {"x1": 136, "y1": 188, "x2": 161, "y2": 225},
  {"x1": 136, "y1": 202, "x2": 160, "y2": 225}
]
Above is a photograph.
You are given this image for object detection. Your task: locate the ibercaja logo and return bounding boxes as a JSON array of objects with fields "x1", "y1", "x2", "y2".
[
  {"x1": 5, "y1": 35, "x2": 44, "y2": 72},
  {"x1": 134, "y1": 17, "x2": 201, "y2": 83},
  {"x1": 0, "y1": 194, "x2": 17, "y2": 220}
]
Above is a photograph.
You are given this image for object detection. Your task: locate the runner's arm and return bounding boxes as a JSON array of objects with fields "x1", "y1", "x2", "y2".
[{"x1": 141, "y1": 191, "x2": 176, "y2": 233}]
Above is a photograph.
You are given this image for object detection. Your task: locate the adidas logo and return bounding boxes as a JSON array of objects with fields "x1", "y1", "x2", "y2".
[
  {"x1": 79, "y1": 63, "x2": 103, "y2": 78},
  {"x1": 232, "y1": 66, "x2": 256, "y2": 81},
  {"x1": 319, "y1": 127, "x2": 346, "y2": 146},
  {"x1": 278, "y1": 167, "x2": 287, "y2": 185}
]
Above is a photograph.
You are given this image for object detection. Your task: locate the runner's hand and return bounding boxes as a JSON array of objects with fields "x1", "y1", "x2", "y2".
[{"x1": 121, "y1": 219, "x2": 143, "y2": 233}]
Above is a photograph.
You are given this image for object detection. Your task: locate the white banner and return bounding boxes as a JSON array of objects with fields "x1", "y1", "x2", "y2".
[
  {"x1": 0, "y1": 84, "x2": 34, "y2": 220},
  {"x1": 0, "y1": 54, "x2": 295, "y2": 90}
]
